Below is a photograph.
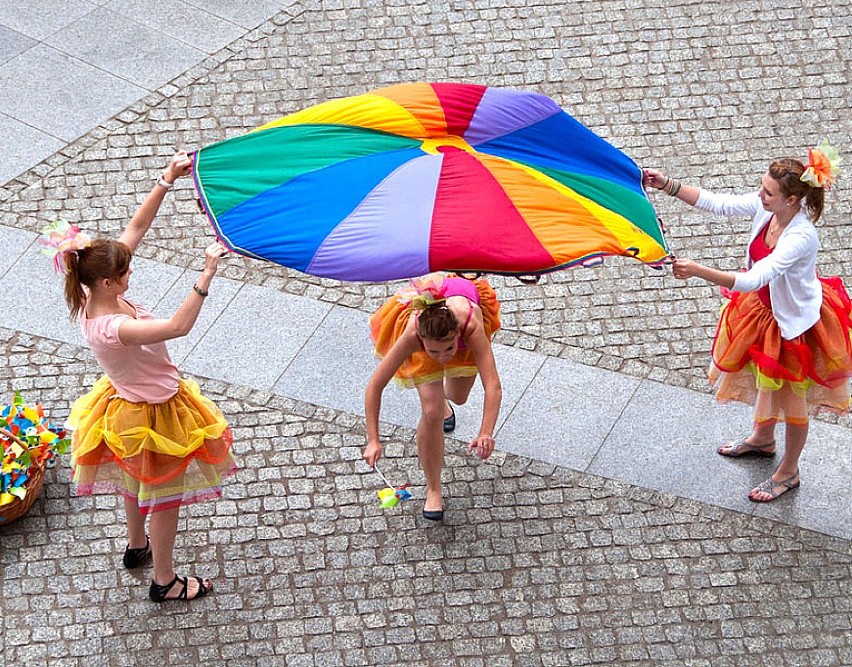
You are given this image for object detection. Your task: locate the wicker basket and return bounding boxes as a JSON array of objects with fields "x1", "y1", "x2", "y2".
[{"x1": 0, "y1": 427, "x2": 48, "y2": 525}]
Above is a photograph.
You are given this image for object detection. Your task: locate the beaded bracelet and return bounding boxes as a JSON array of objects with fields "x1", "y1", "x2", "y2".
[{"x1": 192, "y1": 284, "x2": 208, "y2": 297}]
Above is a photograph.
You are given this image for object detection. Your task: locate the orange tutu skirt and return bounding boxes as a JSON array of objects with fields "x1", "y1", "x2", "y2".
[
  {"x1": 370, "y1": 276, "x2": 501, "y2": 388},
  {"x1": 69, "y1": 376, "x2": 236, "y2": 514},
  {"x1": 709, "y1": 276, "x2": 852, "y2": 424}
]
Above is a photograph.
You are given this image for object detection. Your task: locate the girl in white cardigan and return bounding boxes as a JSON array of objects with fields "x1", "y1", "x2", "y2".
[{"x1": 645, "y1": 143, "x2": 850, "y2": 502}]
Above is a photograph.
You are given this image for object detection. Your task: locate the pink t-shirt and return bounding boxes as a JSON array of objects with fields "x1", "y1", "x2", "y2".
[{"x1": 80, "y1": 298, "x2": 180, "y2": 404}]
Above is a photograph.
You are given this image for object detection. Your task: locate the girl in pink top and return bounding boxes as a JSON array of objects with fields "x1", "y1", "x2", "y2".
[{"x1": 53, "y1": 152, "x2": 235, "y2": 602}]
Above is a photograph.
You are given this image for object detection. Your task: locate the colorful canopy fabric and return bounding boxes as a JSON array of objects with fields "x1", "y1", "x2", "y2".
[{"x1": 192, "y1": 82, "x2": 669, "y2": 281}]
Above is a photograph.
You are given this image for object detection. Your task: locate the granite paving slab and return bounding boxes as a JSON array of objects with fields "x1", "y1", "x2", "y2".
[
  {"x1": 0, "y1": 43, "x2": 146, "y2": 142},
  {"x1": 183, "y1": 0, "x2": 297, "y2": 30},
  {"x1": 104, "y1": 0, "x2": 248, "y2": 55},
  {"x1": 0, "y1": 224, "x2": 36, "y2": 278},
  {"x1": 0, "y1": 114, "x2": 65, "y2": 185},
  {"x1": 0, "y1": 0, "x2": 96, "y2": 41},
  {"x1": 590, "y1": 378, "x2": 770, "y2": 516},
  {"x1": 748, "y1": 420, "x2": 852, "y2": 539},
  {"x1": 495, "y1": 356, "x2": 642, "y2": 471},
  {"x1": 0, "y1": 24, "x2": 36, "y2": 65},
  {"x1": 0, "y1": 243, "x2": 182, "y2": 346},
  {"x1": 44, "y1": 8, "x2": 207, "y2": 90},
  {"x1": 155, "y1": 272, "x2": 244, "y2": 366},
  {"x1": 181, "y1": 282, "x2": 332, "y2": 391}
]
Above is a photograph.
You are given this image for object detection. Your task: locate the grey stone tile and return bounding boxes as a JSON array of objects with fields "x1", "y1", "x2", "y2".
[
  {"x1": 181, "y1": 283, "x2": 331, "y2": 390},
  {"x1": 153, "y1": 271, "x2": 243, "y2": 366},
  {"x1": 44, "y1": 8, "x2": 207, "y2": 89},
  {"x1": 105, "y1": 0, "x2": 246, "y2": 55},
  {"x1": 495, "y1": 357, "x2": 642, "y2": 471},
  {"x1": 0, "y1": 237, "x2": 84, "y2": 345},
  {"x1": 453, "y1": 344, "x2": 546, "y2": 445},
  {"x1": 182, "y1": 0, "x2": 293, "y2": 30},
  {"x1": 750, "y1": 420, "x2": 852, "y2": 539},
  {"x1": 0, "y1": 113, "x2": 65, "y2": 185},
  {"x1": 125, "y1": 256, "x2": 184, "y2": 308},
  {"x1": 0, "y1": 44, "x2": 146, "y2": 142},
  {"x1": 589, "y1": 379, "x2": 760, "y2": 515},
  {"x1": 0, "y1": 25, "x2": 36, "y2": 65},
  {"x1": 273, "y1": 305, "x2": 422, "y2": 427},
  {"x1": 0, "y1": 225, "x2": 36, "y2": 278},
  {"x1": 0, "y1": 0, "x2": 96, "y2": 40}
]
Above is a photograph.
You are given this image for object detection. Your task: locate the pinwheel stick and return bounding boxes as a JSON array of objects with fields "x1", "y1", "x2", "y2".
[{"x1": 373, "y1": 464, "x2": 395, "y2": 490}]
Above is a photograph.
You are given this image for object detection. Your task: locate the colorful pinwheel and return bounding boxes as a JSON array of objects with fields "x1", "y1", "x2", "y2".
[{"x1": 192, "y1": 82, "x2": 669, "y2": 281}]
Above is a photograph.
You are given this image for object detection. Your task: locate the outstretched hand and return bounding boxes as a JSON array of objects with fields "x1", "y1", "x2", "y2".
[
  {"x1": 164, "y1": 151, "x2": 193, "y2": 182},
  {"x1": 643, "y1": 168, "x2": 668, "y2": 191},
  {"x1": 203, "y1": 241, "x2": 229, "y2": 273},
  {"x1": 363, "y1": 439, "x2": 382, "y2": 468},
  {"x1": 468, "y1": 435, "x2": 495, "y2": 460},
  {"x1": 671, "y1": 257, "x2": 700, "y2": 280}
]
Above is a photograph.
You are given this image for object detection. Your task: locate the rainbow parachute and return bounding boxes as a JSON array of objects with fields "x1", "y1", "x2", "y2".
[{"x1": 192, "y1": 82, "x2": 669, "y2": 281}]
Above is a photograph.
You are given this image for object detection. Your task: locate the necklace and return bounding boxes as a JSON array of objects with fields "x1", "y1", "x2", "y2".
[{"x1": 766, "y1": 215, "x2": 786, "y2": 237}]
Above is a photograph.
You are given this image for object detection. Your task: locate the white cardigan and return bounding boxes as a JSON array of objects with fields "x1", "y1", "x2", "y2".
[{"x1": 695, "y1": 189, "x2": 822, "y2": 340}]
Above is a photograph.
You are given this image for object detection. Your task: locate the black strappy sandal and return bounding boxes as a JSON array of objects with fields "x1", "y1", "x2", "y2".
[
  {"x1": 123, "y1": 536, "x2": 152, "y2": 569},
  {"x1": 149, "y1": 575, "x2": 211, "y2": 603}
]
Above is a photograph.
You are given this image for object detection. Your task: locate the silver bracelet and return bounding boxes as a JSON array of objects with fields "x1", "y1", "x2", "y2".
[{"x1": 156, "y1": 176, "x2": 174, "y2": 191}]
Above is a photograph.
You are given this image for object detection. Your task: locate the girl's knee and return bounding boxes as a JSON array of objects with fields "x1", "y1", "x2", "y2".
[{"x1": 420, "y1": 404, "x2": 444, "y2": 423}]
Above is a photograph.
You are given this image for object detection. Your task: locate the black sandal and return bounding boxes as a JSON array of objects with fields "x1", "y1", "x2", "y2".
[
  {"x1": 149, "y1": 574, "x2": 211, "y2": 603},
  {"x1": 443, "y1": 404, "x2": 456, "y2": 433},
  {"x1": 123, "y1": 536, "x2": 152, "y2": 569}
]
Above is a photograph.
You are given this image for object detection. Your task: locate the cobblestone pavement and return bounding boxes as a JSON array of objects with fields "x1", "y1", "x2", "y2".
[
  {"x1": 3, "y1": 330, "x2": 852, "y2": 667},
  {"x1": 2, "y1": 1, "x2": 852, "y2": 665}
]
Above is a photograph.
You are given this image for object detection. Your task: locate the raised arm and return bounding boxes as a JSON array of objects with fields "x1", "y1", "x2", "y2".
[
  {"x1": 118, "y1": 152, "x2": 192, "y2": 254},
  {"x1": 117, "y1": 242, "x2": 227, "y2": 346},
  {"x1": 644, "y1": 168, "x2": 700, "y2": 206}
]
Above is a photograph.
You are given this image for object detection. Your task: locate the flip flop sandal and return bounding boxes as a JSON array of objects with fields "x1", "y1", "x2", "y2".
[
  {"x1": 718, "y1": 438, "x2": 776, "y2": 458},
  {"x1": 748, "y1": 471, "x2": 800, "y2": 503}
]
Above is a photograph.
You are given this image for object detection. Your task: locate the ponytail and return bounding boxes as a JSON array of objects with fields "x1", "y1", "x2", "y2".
[{"x1": 64, "y1": 240, "x2": 132, "y2": 321}]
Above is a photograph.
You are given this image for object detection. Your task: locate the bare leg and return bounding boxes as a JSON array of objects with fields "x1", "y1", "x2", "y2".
[
  {"x1": 718, "y1": 418, "x2": 777, "y2": 455},
  {"x1": 124, "y1": 496, "x2": 147, "y2": 549},
  {"x1": 149, "y1": 507, "x2": 209, "y2": 599},
  {"x1": 749, "y1": 421, "x2": 806, "y2": 501},
  {"x1": 749, "y1": 419, "x2": 777, "y2": 447},
  {"x1": 443, "y1": 375, "x2": 477, "y2": 418},
  {"x1": 416, "y1": 382, "x2": 447, "y2": 512}
]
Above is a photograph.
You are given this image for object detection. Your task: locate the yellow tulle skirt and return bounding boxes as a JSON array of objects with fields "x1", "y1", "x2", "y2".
[
  {"x1": 69, "y1": 376, "x2": 236, "y2": 514},
  {"x1": 370, "y1": 277, "x2": 501, "y2": 388}
]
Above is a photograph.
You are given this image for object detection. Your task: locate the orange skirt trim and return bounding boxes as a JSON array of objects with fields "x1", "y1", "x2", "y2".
[
  {"x1": 709, "y1": 277, "x2": 852, "y2": 420},
  {"x1": 370, "y1": 276, "x2": 501, "y2": 388}
]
